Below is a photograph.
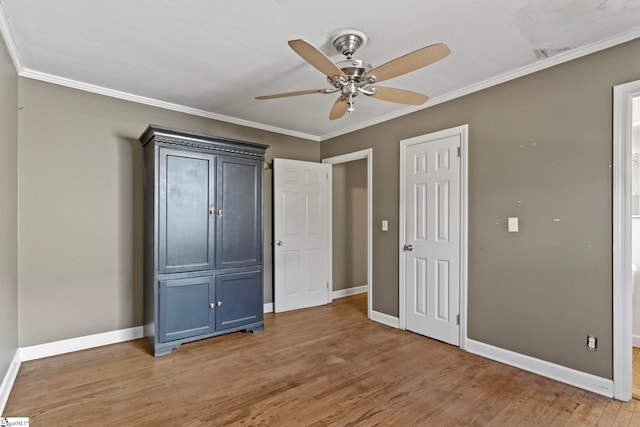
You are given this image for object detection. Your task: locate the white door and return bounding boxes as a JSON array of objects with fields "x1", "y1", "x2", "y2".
[
  {"x1": 402, "y1": 131, "x2": 461, "y2": 345},
  {"x1": 274, "y1": 158, "x2": 331, "y2": 312}
]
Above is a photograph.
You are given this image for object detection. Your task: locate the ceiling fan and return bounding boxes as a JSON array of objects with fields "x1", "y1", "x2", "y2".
[{"x1": 255, "y1": 29, "x2": 451, "y2": 120}]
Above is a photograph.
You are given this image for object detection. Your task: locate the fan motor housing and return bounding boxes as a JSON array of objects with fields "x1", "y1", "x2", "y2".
[{"x1": 337, "y1": 59, "x2": 372, "y2": 78}]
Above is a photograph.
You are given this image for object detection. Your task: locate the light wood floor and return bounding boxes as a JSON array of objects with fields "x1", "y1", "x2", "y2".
[
  {"x1": 633, "y1": 347, "x2": 640, "y2": 400},
  {"x1": 5, "y1": 294, "x2": 640, "y2": 425}
]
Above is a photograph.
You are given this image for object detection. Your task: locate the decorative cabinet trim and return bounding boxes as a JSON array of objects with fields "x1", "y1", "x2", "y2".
[
  {"x1": 155, "y1": 136, "x2": 265, "y2": 158},
  {"x1": 140, "y1": 124, "x2": 268, "y2": 159}
]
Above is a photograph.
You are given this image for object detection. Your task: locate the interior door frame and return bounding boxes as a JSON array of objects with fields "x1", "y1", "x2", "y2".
[
  {"x1": 612, "y1": 80, "x2": 640, "y2": 401},
  {"x1": 398, "y1": 125, "x2": 469, "y2": 350},
  {"x1": 322, "y1": 149, "x2": 373, "y2": 320}
]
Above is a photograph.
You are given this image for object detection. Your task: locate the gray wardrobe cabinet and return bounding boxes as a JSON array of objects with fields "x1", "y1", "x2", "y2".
[{"x1": 140, "y1": 125, "x2": 268, "y2": 356}]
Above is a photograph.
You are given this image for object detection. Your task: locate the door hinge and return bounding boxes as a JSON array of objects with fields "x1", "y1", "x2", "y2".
[
  {"x1": 326, "y1": 282, "x2": 329, "y2": 289},
  {"x1": 456, "y1": 314, "x2": 460, "y2": 325},
  {"x1": 457, "y1": 147, "x2": 461, "y2": 157}
]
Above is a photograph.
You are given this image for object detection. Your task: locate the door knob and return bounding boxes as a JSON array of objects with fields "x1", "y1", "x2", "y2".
[
  {"x1": 276, "y1": 240, "x2": 284, "y2": 246},
  {"x1": 404, "y1": 244, "x2": 413, "y2": 251}
]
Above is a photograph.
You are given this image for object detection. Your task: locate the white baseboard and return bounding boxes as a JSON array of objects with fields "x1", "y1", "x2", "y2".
[
  {"x1": 263, "y1": 303, "x2": 273, "y2": 314},
  {"x1": 633, "y1": 335, "x2": 640, "y2": 348},
  {"x1": 20, "y1": 326, "x2": 143, "y2": 362},
  {"x1": 370, "y1": 310, "x2": 400, "y2": 329},
  {"x1": 332, "y1": 285, "x2": 367, "y2": 299},
  {"x1": 0, "y1": 349, "x2": 21, "y2": 416},
  {"x1": 466, "y1": 339, "x2": 614, "y2": 398}
]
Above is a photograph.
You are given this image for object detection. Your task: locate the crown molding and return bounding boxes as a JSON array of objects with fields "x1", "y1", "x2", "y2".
[
  {"x1": 19, "y1": 68, "x2": 321, "y2": 141},
  {"x1": 0, "y1": 0, "x2": 23, "y2": 74},
  {"x1": 319, "y1": 27, "x2": 640, "y2": 141}
]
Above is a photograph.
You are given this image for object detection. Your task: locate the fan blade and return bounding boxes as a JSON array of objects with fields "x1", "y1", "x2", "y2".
[
  {"x1": 255, "y1": 89, "x2": 324, "y2": 100},
  {"x1": 370, "y1": 87, "x2": 429, "y2": 105},
  {"x1": 365, "y1": 43, "x2": 450, "y2": 83},
  {"x1": 329, "y1": 97, "x2": 348, "y2": 120},
  {"x1": 288, "y1": 39, "x2": 346, "y2": 79}
]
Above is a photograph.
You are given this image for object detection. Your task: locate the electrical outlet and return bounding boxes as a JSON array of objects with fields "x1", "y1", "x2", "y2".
[{"x1": 586, "y1": 335, "x2": 598, "y2": 351}]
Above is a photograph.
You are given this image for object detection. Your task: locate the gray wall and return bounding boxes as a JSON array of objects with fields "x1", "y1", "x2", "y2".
[
  {"x1": 321, "y1": 38, "x2": 640, "y2": 379},
  {"x1": 16, "y1": 78, "x2": 319, "y2": 347},
  {"x1": 332, "y1": 159, "x2": 367, "y2": 291},
  {"x1": 0, "y1": 38, "x2": 18, "y2": 381}
]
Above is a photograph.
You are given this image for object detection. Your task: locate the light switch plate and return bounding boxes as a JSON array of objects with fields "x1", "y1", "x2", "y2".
[
  {"x1": 382, "y1": 220, "x2": 388, "y2": 231},
  {"x1": 508, "y1": 217, "x2": 519, "y2": 232}
]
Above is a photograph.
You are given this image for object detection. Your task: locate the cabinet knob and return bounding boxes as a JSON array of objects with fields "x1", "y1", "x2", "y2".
[
  {"x1": 276, "y1": 240, "x2": 284, "y2": 246},
  {"x1": 209, "y1": 206, "x2": 216, "y2": 215},
  {"x1": 209, "y1": 303, "x2": 215, "y2": 309},
  {"x1": 217, "y1": 301, "x2": 223, "y2": 307}
]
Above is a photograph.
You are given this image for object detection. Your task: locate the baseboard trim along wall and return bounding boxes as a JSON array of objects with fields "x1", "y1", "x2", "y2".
[
  {"x1": 263, "y1": 303, "x2": 273, "y2": 314},
  {"x1": 20, "y1": 326, "x2": 144, "y2": 362},
  {"x1": 332, "y1": 285, "x2": 367, "y2": 299},
  {"x1": 633, "y1": 335, "x2": 640, "y2": 348},
  {"x1": 0, "y1": 350, "x2": 21, "y2": 415},
  {"x1": 370, "y1": 310, "x2": 400, "y2": 329},
  {"x1": 466, "y1": 339, "x2": 614, "y2": 398}
]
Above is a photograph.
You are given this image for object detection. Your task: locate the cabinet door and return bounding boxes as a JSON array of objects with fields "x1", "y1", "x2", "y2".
[
  {"x1": 216, "y1": 156, "x2": 263, "y2": 269},
  {"x1": 159, "y1": 148, "x2": 216, "y2": 274},
  {"x1": 215, "y1": 271, "x2": 263, "y2": 330},
  {"x1": 158, "y1": 275, "x2": 215, "y2": 342}
]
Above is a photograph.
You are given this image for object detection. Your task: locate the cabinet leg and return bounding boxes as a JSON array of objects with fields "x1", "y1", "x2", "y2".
[{"x1": 248, "y1": 325, "x2": 264, "y2": 333}]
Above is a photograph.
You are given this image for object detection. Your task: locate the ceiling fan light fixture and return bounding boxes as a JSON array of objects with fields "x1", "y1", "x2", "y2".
[
  {"x1": 346, "y1": 96, "x2": 356, "y2": 114},
  {"x1": 256, "y1": 31, "x2": 449, "y2": 120}
]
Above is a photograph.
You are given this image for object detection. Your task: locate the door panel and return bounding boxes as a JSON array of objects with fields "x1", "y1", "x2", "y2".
[
  {"x1": 158, "y1": 275, "x2": 215, "y2": 342},
  {"x1": 216, "y1": 156, "x2": 262, "y2": 269},
  {"x1": 215, "y1": 271, "x2": 263, "y2": 330},
  {"x1": 274, "y1": 159, "x2": 331, "y2": 312},
  {"x1": 159, "y1": 148, "x2": 216, "y2": 274},
  {"x1": 404, "y1": 133, "x2": 460, "y2": 345}
]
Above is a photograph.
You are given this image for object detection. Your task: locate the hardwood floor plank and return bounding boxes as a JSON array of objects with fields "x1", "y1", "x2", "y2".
[
  {"x1": 611, "y1": 398, "x2": 637, "y2": 426},
  {"x1": 633, "y1": 346, "x2": 640, "y2": 400},
  {"x1": 4, "y1": 294, "x2": 640, "y2": 426}
]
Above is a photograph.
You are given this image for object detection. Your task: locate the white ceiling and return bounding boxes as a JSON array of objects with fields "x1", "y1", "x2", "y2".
[{"x1": 1, "y1": 0, "x2": 640, "y2": 141}]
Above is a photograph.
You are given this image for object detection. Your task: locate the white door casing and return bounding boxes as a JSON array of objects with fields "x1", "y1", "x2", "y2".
[
  {"x1": 612, "y1": 80, "x2": 640, "y2": 401},
  {"x1": 400, "y1": 125, "x2": 468, "y2": 347},
  {"x1": 274, "y1": 158, "x2": 331, "y2": 312}
]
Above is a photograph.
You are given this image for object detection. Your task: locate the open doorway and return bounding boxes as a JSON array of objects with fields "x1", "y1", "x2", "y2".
[
  {"x1": 331, "y1": 159, "x2": 367, "y2": 297},
  {"x1": 323, "y1": 149, "x2": 373, "y2": 319}
]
